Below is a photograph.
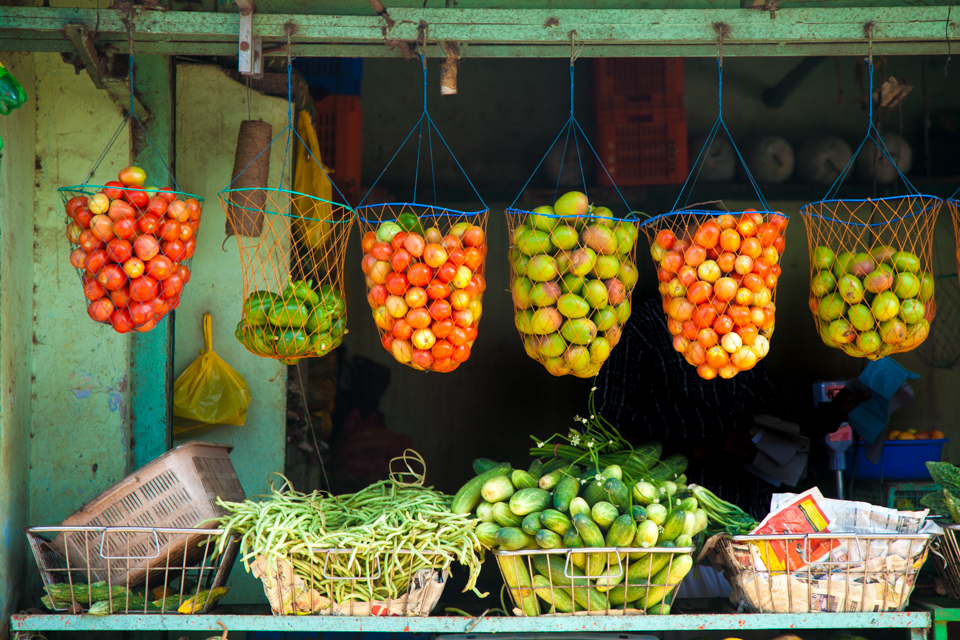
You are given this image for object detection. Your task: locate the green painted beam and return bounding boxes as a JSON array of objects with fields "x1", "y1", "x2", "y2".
[
  {"x1": 8, "y1": 612, "x2": 935, "y2": 632},
  {"x1": 129, "y1": 54, "x2": 174, "y2": 472},
  {"x1": 0, "y1": 6, "x2": 956, "y2": 57}
]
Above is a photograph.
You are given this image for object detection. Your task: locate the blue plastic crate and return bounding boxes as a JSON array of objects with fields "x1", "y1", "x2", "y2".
[
  {"x1": 294, "y1": 58, "x2": 362, "y2": 95},
  {"x1": 845, "y1": 438, "x2": 948, "y2": 480}
]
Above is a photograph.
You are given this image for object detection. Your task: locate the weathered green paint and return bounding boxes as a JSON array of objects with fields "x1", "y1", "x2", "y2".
[
  {"x1": 8, "y1": 611, "x2": 935, "y2": 632},
  {"x1": 0, "y1": 6, "x2": 956, "y2": 57},
  {"x1": 0, "y1": 52, "x2": 36, "y2": 640},
  {"x1": 172, "y1": 63, "x2": 288, "y2": 604},
  {"x1": 130, "y1": 53, "x2": 174, "y2": 472}
]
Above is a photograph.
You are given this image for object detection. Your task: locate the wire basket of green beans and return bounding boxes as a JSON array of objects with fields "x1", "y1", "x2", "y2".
[{"x1": 213, "y1": 451, "x2": 487, "y2": 616}]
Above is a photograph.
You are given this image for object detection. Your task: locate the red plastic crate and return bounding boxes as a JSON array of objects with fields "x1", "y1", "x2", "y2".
[
  {"x1": 313, "y1": 95, "x2": 363, "y2": 200},
  {"x1": 595, "y1": 106, "x2": 688, "y2": 187},
  {"x1": 592, "y1": 58, "x2": 684, "y2": 110}
]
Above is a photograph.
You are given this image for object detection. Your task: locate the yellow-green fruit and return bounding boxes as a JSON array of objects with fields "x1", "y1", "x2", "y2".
[
  {"x1": 523, "y1": 335, "x2": 540, "y2": 359},
  {"x1": 818, "y1": 293, "x2": 846, "y2": 321},
  {"x1": 517, "y1": 230, "x2": 555, "y2": 256},
  {"x1": 614, "y1": 300, "x2": 631, "y2": 325},
  {"x1": 847, "y1": 304, "x2": 874, "y2": 332},
  {"x1": 516, "y1": 310, "x2": 534, "y2": 334},
  {"x1": 863, "y1": 264, "x2": 894, "y2": 293},
  {"x1": 530, "y1": 281, "x2": 561, "y2": 307},
  {"x1": 615, "y1": 223, "x2": 638, "y2": 254},
  {"x1": 826, "y1": 318, "x2": 856, "y2": 345},
  {"x1": 530, "y1": 206, "x2": 558, "y2": 232},
  {"x1": 832, "y1": 252, "x2": 854, "y2": 280},
  {"x1": 811, "y1": 271, "x2": 837, "y2": 297},
  {"x1": 538, "y1": 333, "x2": 568, "y2": 358},
  {"x1": 837, "y1": 274, "x2": 865, "y2": 304},
  {"x1": 543, "y1": 356, "x2": 572, "y2": 376},
  {"x1": 526, "y1": 255, "x2": 560, "y2": 282},
  {"x1": 581, "y1": 225, "x2": 618, "y2": 255},
  {"x1": 618, "y1": 260, "x2": 639, "y2": 291},
  {"x1": 554, "y1": 191, "x2": 590, "y2": 218},
  {"x1": 564, "y1": 345, "x2": 591, "y2": 371},
  {"x1": 561, "y1": 318, "x2": 598, "y2": 346},
  {"x1": 871, "y1": 291, "x2": 901, "y2": 322},
  {"x1": 858, "y1": 330, "x2": 881, "y2": 353},
  {"x1": 590, "y1": 206, "x2": 615, "y2": 228},
  {"x1": 900, "y1": 298, "x2": 925, "y2": 324},
  {"x1": 870, "y1": 245, "x2": 896, "y2": 265},
  {"x1": 879, "y1": 319, "x2": 907, "y2": 344},
  {"x1": 892, "y1": 272, "x2": 921, "y2": 299},
  {"x1": 560, "y1": 274, "x2": 587, "y2": 295},
  {"x1": 511, "y1": 250, "x2": 530, "y2": 275},
  {"x1": 592, "y1": 306, "x2": 618, "y2": 332},
  {"x1": 531, "y1": 308, "x2": 563, "y2": 335},
  {"x1": 593, "y1": 255, "x2": 622, "y2": 280},
  {"x1": 551, "y1": 225, "x2": 579, "y2": 251},
  {"x1": 919, "y1": 271, "x2": 935, "y2": 301},
  {"x1": 512, "y1": 277, "x2": 534, "y2": 309},
  {"x1": 892, "y1": 251, "x2": 920, "y2": 273},
  {"x1": 582, "y1": 280, "x2": 610, "y2": 309},
  {"x1": 569, "y1": 248, "x2": 598, "y2": 276},
  {"x1": 557, "y1": 293, "x2": 590, "y2": 318},
  {"x1": 812, "y1": 246, "x2": 836, "y2": 271},
  {"x1": 590, "y1": 336, "x2": 612, "y2": 363}
]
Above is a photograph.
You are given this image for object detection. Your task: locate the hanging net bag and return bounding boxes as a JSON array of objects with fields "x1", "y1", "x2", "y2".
[
  {"x1": 505, "y1": 52, "x2": 640, "y2": 378},
  {"x1": 799, "y1": 60, "x2": 941, "y2": 360},
  {"x1": 356, "y1": 56, "x2": 488, "y2": 373},
  {"x1": 641, "y1": 60, "x2": 788, "y2": 381},
  {"x1": 220, "y1": 51, "x2": 354, "y2": 366},
  {"x1": 919, "y1": 192, "x2": 960, "y2": 368},
  {"x1": 61, "y1": 50, "x2": 203, "y2": 334}
]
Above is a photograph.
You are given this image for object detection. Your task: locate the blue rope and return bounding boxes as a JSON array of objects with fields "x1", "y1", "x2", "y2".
[
  {"x1": 508, "y1": 118, "x2": 571, "y2": 210},
  {"x1": 554, "y1": 119, "x2": 573, "y2": 205},
  {"x1": 799, "y1": 195, "x2": 940, "y2": 226}
]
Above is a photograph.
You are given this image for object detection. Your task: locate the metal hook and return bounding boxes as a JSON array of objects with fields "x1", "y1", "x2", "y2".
[{"x1": 568, "y1": 30, "x2": 583, "y2": 67}]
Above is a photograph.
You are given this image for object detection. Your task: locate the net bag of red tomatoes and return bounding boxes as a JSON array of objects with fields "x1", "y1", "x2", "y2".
[
  {"x1": 799, "y1": 61, "x2": 942, "y2": 360},
  {"x1": 356, "y1": 57, "x2": 489, "y2": 372},
  {"x1": 221, "y1": 63, "x2": 354, "y2": 366},
  {"x1": 505, "y1": 59, "x2": 641, "y2": 377},
  {"x1": 641, "y1": 61, "x2": 787, "y2": 380}
]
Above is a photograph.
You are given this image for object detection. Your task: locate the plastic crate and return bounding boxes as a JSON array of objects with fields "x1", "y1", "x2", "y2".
[
  {"x1": 850, "y1": 481, "x2": 940, "y2": 510},
  {"x1": 592, "y1": 58, "x2": 684, "y2": 110},
  {"x1": 314, "y1": 95, "x2": 363, "y2": 200},
  {"x1": 295, "y1": 58, "x2": 362, "y2": 96},
  {"x1": 845, "y1": 439, "x2": 948, "y2": 480},
  {"x1": 595, "y1": 106, "x2": 687, "y2": 187}
]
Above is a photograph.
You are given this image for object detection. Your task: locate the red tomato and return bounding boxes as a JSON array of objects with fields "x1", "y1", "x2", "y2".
[
  {"x1": 138, "y1": 214, "x2": 160, "y2": 235},
  {"x1": 391, "y1": 318, "x2": 413, "y2": 340},
  {"x1": 460, "y1": 247, "x2": 482, "y2": 271},
  {"x1": 167, "y1": 200, "x2": 189, "y2": 223},
  {"x1": 735, "y1": 324, "x2": 759, "y2": 345},
  {"x1": 682, "y1": 320, "x2": 698, "y2": 340},
  {"x1": 713, "y1": 314, "x2": 734, "y2": 335},
  {"x1": 692, "y1": 303, "x2": 717, "y2": 329},
  {"x1": 755, "y1": 222, "x2": 778, "y2": 247},
  {"x1": 129, "y1": 300, "x2": 156, "y2": 326},
  {"x1": 184, "y1": 236, "x2": 196, "y2": 260},
  {"x1": 752, "y1": 260, "x2": 771, "y2": 278},
  {"x1": 108, "y1": 199, "x2": 136, "y2": 221},
  {"x1": 429, "y1": 299, "x2": 452, "y2": 321},
  {"x1": 391, "y1": 231, "x2": 408, "y2": 252},
  {"x1": 118, "y1": 166, "x2": 146, "y2": 187},
  {"x1": 69, "y1": 248, "x2": 86, "y2": 270},
  {"x1": 179, "y1": 223, "x2": 195, "y2": 242},
  {"x1": 411, "y1": 349, "x2": 435, "y2": 370},
  {"x1": 462, "y1": 226, "x2": 484, "y2": 247},
  {"x1": 423, "y1": 244, "x2": 448, "y2": 269},
  {"x1": 403, "y1": 232, "x2": 426, "y2": 257},
  {"x1": 102, "y1": 181, "x2": 124, "y2": 200},
  {"x1": 85, "y1": 249, "x2": 110, "y2": 275},
  {"x1": 773, "y1": 234, "x2": 785, "y2": 254},
  {"x1": 74, "y1": 207, "x2": 93, "y2": 228},
  {"x1": 441, "y1": 235, "x2": 461, "y2": 253},
  {"x1": 452, "y1": 308, "x2": 474, "y2": 328},
  {"x1": 407, "y1": 263, "x2": 433, "y2": 287},
  {"x1": 123, "y1": 258, "x2": 146, "y2": 279},
  {"x1": 743, "y1": 210, "x2": 763, "y2": 225},
  {"x1": 88, "y1": 298, "x2": 115, "y2": 323},
  {"x1": 109, "y1": 285, "x2": 133, "y2": 308},
  {"x1": 110, "y1": 307, "x2": 134, "y2": 333},
  {"x1": 424, "y1": 281, "x2": 449, "y2": 302},
  {"x1": 368, "y1": 284, "x2": 389, "y2": 308},
  {"x1": 742, "y1": 273, "x2": 765, "y2": 293},
  {"x1": 660, "y1": 251, "x2": 683, "y2": 273},
  {"x1": 385, "y1": 271, "x2": 410, "y2": 296},
  {"x1": 146, "y1": 255, "x2": 173, "y2": 281},
  {"x1": 406, "y1": 307, "x2": 432, "y2": 329},
  {"x1": 391, "y1": 249, "x2": 412, "y2": 273},
  {"x1": 113, "y1": 217, "x2": 137, "y2": 240},
  {"x1": 179, "y1": 265, "x2": 191, "y2": 284},
  {"x1": 719, "y1": 229, "x2": 741, "y2": 253},
  {"x1": 463, "y1": 277, "x2": 483, "y2": 299},
  {"x1": 741, "y1": 237, "x2": 762, "y2": 260},
  {"x1": 162, "y1": 239, "x2": 187, "y2": 262},
  {"x1": 449, "y1": 325, "x2": 469, "y2": 347},
  {"x1": 686, "y1": 342, "x2": 706, "y2": 365},
  {"x1": 448, "y1": 248, "x2": 467, "y2": 266},
  {"x1": 185, "y1": 198, "x2": 202, "y2": 221},
  {"x1": 381, "y1": 332, "x2": 395, "y2": 351},
  {"x1": 361, "y1": 231, "x2": 378, "y2": 254},
  {"x1": 134, "y1": 235, "x2": 160, "y2": 261},
  {"x1": 728, "y1": 304, "x2": 752, "y2": 326},
  {"x1": 106, "y1": 239, "x2": 133, "y2": 264},
  {"x1": 677, "y1": 266, "x2": 698, "y2": 288},
  {"x1": 708, "y1": 295, "x2": 728, "y2": 316},
  {"x1": 157, "y1": 188, "x2": 177, "y2": 204},
  {"x1": 405, "y1": 287, "x2": 428, "y2": 308},
  {"x1": 158, "y1": 219, "x2": 181, "y2": 241},
  {"x1": 146, "y1": 196, "x2": 169, "y2": 217},
  {"x1": 736, "y1": 216, "x2": 757, "y2": 238},
  {"x1": 361, "y1": 253, "x2": 377, "y2": 275},
  {"x1": 66, "y1": 196, "x2": 89, "y2": 217},
  {"x1": 371, "y1": 242, "x2": 394, "y2": 261},
  {"x1": 706, "y1": 246, "x2": 721, "y2": 261},
  {"x1": 684, "y1": 245, "x2": 706, "y2": 267},
  {"x1": 694, "y1": 221, "x2": 721, "y2": 249},
  {"x1": 657, "y1": 267, "x2": 673, "y2": 283},
  {"x1": 135, "y1": 316, "x2": 160, "y2": 332},
  {"x1": 129, "y1": 276, "x2": 158, "y2": 302},
  {"x1": 686, "y1": 281, "x2": 713, "y2": 305},
  {"x1": 432, "y1": 339, "x2": 455, "y2": 359},
  {"x1": 432, "y1": 319, "x2": 455, "y2": 338},
  {"x1": 764, "y1": 273, "x2": 778, "y2": 288},
  {"x1": 433, "y1": 357, "x2": 458, "y2": 372},
  {"x1": 655, "y1": 229, "x2": 676, "y2": 250},
  {"x1": 97, "y1": 264, "x2": 127, "y2": 291},
  {"x1": 124, "y1": 187, "x2": 149, "y2": 208},
  {"x1": 90, "y1": 215, "x2": 116, "y2": 242},
  {"x1": 82, "y1": 274, "x2": 107, "y2": 301},
  {"x1": 437, "y1": 261, "x2": 458, "y2": 284},
  {"x1": 452, "y1": 343, "x2": 471, "y2": 362},
  {"x1": 698, "y1": 328, "x2": 719, "y2": 349}
]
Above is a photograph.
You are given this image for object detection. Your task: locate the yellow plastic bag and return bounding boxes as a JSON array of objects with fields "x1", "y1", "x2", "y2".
[
  {"x1": 292, "y1": 109, "x2": 334, "y2": 253},
  {"x1": 173, "y1": 313, "x2": 252, "y2": 436}
]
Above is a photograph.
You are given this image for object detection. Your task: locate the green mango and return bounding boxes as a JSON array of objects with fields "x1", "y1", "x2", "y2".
[
  {"x1": 530, "y1": 282, "x2": 562, "y2": 307},
  {"x1": 537, "y1": 333, "x2": 567, "y2": 358},
  {"x1": 512, "y1": 277, "x2": 535, "y2": 309},
  {"x1": 530, "y1": 206, "x2": 558, "y2": 232},
  {"x1": 593, "y1": 255, "x2": 622, "y2": 279},
  {"x1": 589, "y1": 336, "x2": 612, "y2": 363},
  {"x1": 561, "y1": 318, "x2": 598, "y2": 346},
  {"x1": 516, "y1": 230, "x2": 554, "y2": 256},
  {"x1": 526, "y1": 255, "x2": 560, "y2": 282},
  {"x1": 582, "y1": 280, "x2": 610, "y2": 309},
  {"x1": 592, "y1": 306, "x2": 618, "y2": 332},
  {"x1": 560, "y1": 274, "x2": 587, "y2": 295},
  {"x1": 551, "y1": 225, "x2": 579, "y2": 251},
  {"x1": 557, "y1": 293, "x2": 590, "y2": 319}
]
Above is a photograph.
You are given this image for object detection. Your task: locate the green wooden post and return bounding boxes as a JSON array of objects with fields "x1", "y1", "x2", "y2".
[{"x1": 130, "y1": 53, "x2": 174, "y2": 472}]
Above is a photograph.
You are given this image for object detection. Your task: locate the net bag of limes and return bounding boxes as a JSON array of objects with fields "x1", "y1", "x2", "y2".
[
  {"x1": 505, "y1": 54, "x2": 640, "y2": 378},
  {"x1": 641, "y1": 61, "x2": 787, "y2": 380},
  {"x1": 356, "y1": 56, "x2": 488, "y2": 373},
  {"x1": 61, "y1": 50, "x2": 204, "y2": 334},
  {"x1": 799, "y1": 61, "x2": 941, "y2": 359},
  {"x1": 220, "y1": 56, "x2": 353, "y2": 366}
]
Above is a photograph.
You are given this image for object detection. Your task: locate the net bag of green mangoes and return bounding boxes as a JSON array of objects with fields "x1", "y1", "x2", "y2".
[
  {"x1": 799, "y1": 62, "x2": 942, "y2": 359},
  {"x1": 641, "y1": 61, "x2": 786, "y2": 380},
  {"x1": 220, "y1": 61, "x2": 353, "y2": 366},
  {"x1": 505, "y1": 60, "x2": 640, "y2": 378},
  {"x1": 355, "y1": 56, "x2": 489, "y2": 373}
]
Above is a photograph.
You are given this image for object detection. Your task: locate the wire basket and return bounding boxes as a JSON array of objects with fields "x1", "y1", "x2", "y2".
[
  {"x1": 26, "y1": 526, "x2": 237, "y2": 614},
  {"x1": 719, "y1": 532, "x2": 932, "y2": 613},
  {"x1": 640, "y1": 209, "x2": 786, "y2": 380},
  {"x1": 492, "y1": 546, "x2": 694, "y2": 616},
  {"x1": 932, "y1": 523, "x2": 960, "y2": 599},
  {"x1": 61, "y1": 185, "x2": 203, "y2": 333},
  {"x1": 251, "y1": 548, "x2": 449, "y2": 616},
  {"x1": 799, "y1": 195, "x2": 941, "y2": 359}
]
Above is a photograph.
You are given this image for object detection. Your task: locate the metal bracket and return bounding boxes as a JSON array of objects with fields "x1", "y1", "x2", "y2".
[
  {"x1": 63, "y1": 24, "x2": 150, "y2": 120},
  {"x1": 237, "y1": 0, "x2": 262, "y2": 77}
]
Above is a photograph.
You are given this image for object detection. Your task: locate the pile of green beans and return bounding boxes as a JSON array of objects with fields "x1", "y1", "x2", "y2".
[{"x1": 214, "y1": 468, "x2": 485, "y2": 604}]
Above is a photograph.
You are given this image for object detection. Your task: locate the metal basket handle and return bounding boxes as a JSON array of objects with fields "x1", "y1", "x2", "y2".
[
  {"x1": 564, "y1": 549, "x2": 623, "y2": 580},
  {"x1": 98, "y1": 529, "x2": 161, "y2": 560},
  {"x1": 321, "y1": 553, "x2": 382, "y2": 581},
  {"x1": 802, "y1": 533, "x2": 864, "y2": 566}
]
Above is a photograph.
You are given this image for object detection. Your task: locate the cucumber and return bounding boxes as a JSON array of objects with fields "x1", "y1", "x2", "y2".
[
  {"x1": 601, "y1": 464, "x2": 623, "y2": 481},
  {"x1": 630, "y1": 505, "x2": 648, "y2": 522},
  {"x1": 581, "y1": 479, "x2": 607, "y2": 506},
  {"x1": 496, "y1": 527, "x2": 533, "y2": 551},
  {"x1": 633, "y1": 481, "x2": 659, "y2": 506},
  {"x1": 603, "y1": 478, "x2": 630, "y2": 509},
  {"x1": 659, "y1": 510, "x2": 686, "y2": 543},
  {"x1": 476, "y1": 522, "x2": 501, "y2": 548},
  {"x1": 569, "y1": 497, "x2": 591, "y2": 518},
  {"x1": 663, "y1": 480, "x2": 678, "y2": 497},
  {"x1": 633, "y1": 441, "x2": 663, "y2": 463},
  {"x1": 572, "y1": 514, "x2": 606, "y2": 577},
  {"x1": 636, "y1": 520, "x2": 659, "y2": 548},
  {"x1": 541, "y1": 458, "x2": 569, "y2": 474},
  {"x1": 679, "y1": 496, "x2": 698, "y2": 512},
  {"x1": 539, "y1": 465, "x2": 580, "y2": 490},
  {"x1": 531, "y1": 554, "x2": 607, "y2": 612},
  {"x1": 452, "y1": 463, "x2": 512, "y2": 514},
  {"x1": 693, "y1": 508, "x2": 708, "y2": 535},
  {"x1": 680, "y1": 511, "x2": 698, "y2": 538},
  {"x1": 553, "y1": 475, "x2": 580, "y2": 511},
  {"x1": 676, "y1": 473, "x2": 687, "y2": 485},
  {"x1": 608, "y1": 552, "x2": 674, "y2": 605},
  {"x1": 482, "y1": 475, "x2": 516, "y2": 503},
  {"x1": 649, "y1": 454, "x2": 688, "y2": 481},
  {"x1": 493, "y1": 502, "x2": 524, "y2": 527},
  {"x1": 476, "y1": 501, "x2": 496, "y2": 523},
  {"x1": 496, "y1": 554, "x2": 539, "y2": 616},
  {"x1": 512, "y1": 469, "x2": 539, "y2": 490},
  {"x1": 562, "y1": 529, "x2": 588, "y2": 570},
  {"x1": 510, "y1": 488, "x2": 552, "y2": 516},
  {"x1": 635, "y1": 554, "x2": 693, "y2": 610},
  {"x1": 532, "y1": 574, "x2": 575, "y2": 613},
  {"x1": 648, "y1": 602, "x2": 671, "y2": 615},
  {"x1": 674, "y1": 535, "x2": 694, "y2": 548},
  {"x1": 540, "y1": 509, "x2": 573, "y2": 536},
  {"x1": 605, "y1": 514, "x2": 637, "y2": 547},
  {"x1": 535, "y1": 529, "x2": 563, "y2": 549},
  {"x1": 527, "y1": 458, "x2": 544, "y2": 478},
  {"x1": 591, "y1": 501, "x2": 619, "y2": 530},
  {"x1": 522, "y1": 511, "x2": 544, "y2": 535},
  {"x1": 473, "y1": 458, "x2": 500, "y2": 474},
  {"x1": 646, "y1": 503, "x2": 668, "y2": 526}
]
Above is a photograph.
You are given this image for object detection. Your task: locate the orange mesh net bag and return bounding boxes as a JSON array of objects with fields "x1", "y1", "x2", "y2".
[
  {"x1": 640, "y1": 61, "x2": 787, "y2": 380},
  {"x1": 799, "y1": 62, "x2": 942, "y2": 360},
  {"x1": 356, "y1": 57, "x2": 488, "y2": 373},
  {"x1": 220, "y1": 60, "x2": 354, "y2": 366},
  {"x1": 60, "y1": 53, "x2": 202, "y2": 334},
  {"x1": 505, "y1": 60, "x2": 641, "y2": 378}
]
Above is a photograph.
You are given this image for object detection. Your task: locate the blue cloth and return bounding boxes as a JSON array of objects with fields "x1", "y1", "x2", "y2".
[{"x1": 847, "y1": 358, "x2": 920, "y2": 444}]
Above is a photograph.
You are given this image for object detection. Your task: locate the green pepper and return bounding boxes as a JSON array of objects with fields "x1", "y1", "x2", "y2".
[
  {"x1": 318, "y1": 284, "x2": 346, "y2": 317},
  {"x1": 281, "y1": 278, "x2": 320, "y2": 306},
  {"x1": 305, "y1": 306, "x2": 333, "y2": 334},
  {"x1": 312, "y1": 332, "x2": 343, "y2": 357},
  {"x1": 276, "y1": 328, "x2": 310, "y2": 359},
  {"x1": 330, "y1": 316, "x2": 347, "y2": 339},
  {"x1": 244, "y1": 291, "x2": 278, "y2": 326},
  {"x1": 268, "y1": 297, "x2": 310, "y2": 328},
  {"x1": 398, "y1": 211, "x2": 425, "y2": 236},
  {"x1": 236, "y1": 321, "x2": 276, "y2": 356}
]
